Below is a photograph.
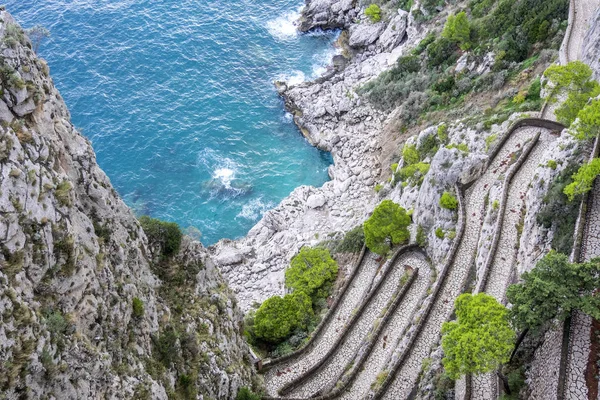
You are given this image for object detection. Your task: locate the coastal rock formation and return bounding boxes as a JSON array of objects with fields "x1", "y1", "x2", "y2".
[{"x1": 0, "y1": 11, "x2": 254, "y2": 399}]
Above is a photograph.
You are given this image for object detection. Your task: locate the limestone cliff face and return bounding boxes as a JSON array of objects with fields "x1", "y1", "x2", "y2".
[{"x1": 0, "y1": 10, "x2": 253, "y2": 399}]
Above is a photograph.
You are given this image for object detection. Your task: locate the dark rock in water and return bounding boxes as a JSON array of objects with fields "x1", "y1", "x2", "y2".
[{"x1": 203, "y1": 178, "x2": 253, "y2": 198}]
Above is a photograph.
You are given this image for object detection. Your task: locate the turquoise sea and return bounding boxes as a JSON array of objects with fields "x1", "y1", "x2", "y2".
[{"x1": 8, "y1": 0, "x2": 336, "y2": 244}]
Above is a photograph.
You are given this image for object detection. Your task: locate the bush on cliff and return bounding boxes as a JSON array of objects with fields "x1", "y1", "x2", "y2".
[
  {"x1": 439, "y1": 191, "x2": 459, "y2": 210},
  {"x1": 286, "y1": 247, "x2": 339, "y2": 301},
  {"x1": 365, "y1": 4, "x2": 381, "y2": 22},
  {"x1": 507, "y1": 251, "x2": 600, "y2": 333},
  {"x1": 139, "y1": 216, "x2": 182, "y2": 258},
  {"x1": 253, "y1": 292, "x2": 313, "y2": 343},
  {"x1": 364, "y1": 200, "x2": 411, "y2": 255},
  {"x1": 563, "y1": 158, "x2": 600, "y2": 201},
  {"x1": 336, "y1": 225, "x2": 365, "y2": 253}
]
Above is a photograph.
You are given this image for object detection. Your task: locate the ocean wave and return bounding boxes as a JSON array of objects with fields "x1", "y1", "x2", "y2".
[
  {"x1": 236, "y1": 198, "x2": 275, "y2": 221},
  {"x1": 266, "y1": 8, "x2": 301, "y2": 40}
]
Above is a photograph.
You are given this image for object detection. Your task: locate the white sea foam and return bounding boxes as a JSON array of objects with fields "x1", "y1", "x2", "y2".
[
  {"x1": 237, "y1": 198, "x2": 274, "y2": 221},
  {"x1": 214, "y1": 167, "x2": 235, "y2": 189},
  {"x1": 311, "y1": 47, "x2": 340, "y2": 78},
  {"x1": 266, "y1": 9, "x2": 301, "y2": 41}
]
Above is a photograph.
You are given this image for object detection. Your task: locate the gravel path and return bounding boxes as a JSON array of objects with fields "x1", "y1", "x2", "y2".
[
  {"x1": 380, "y1": 129, "x2": 538, "y2": 400},
  {"x1": 264, "y1": 252, "x2": 381, "y2": 396},
  {"x1": 283, "y1": 251, "x2": 430, "y2": 398},
  {"x1": 470, "y1": 131, "x2": 555, "y2": 400}
]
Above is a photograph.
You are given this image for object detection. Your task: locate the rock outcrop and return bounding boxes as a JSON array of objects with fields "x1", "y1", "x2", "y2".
[{"x1": 0, "y1": 11, "x2": 254, "y2": 399}]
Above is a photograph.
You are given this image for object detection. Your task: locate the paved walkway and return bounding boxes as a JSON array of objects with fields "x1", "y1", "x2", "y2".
[
  {"x1": 264, "y1": 252, "x2": 380, "y2": 395},
  {"x1": 284, "y1": 252, "x2": 430, "y2": 398},
  {"x1": 563, "y1": 178, "x2": 600, "y2": 400},
  {"x1": 381, "y1": 130, "x2": 538, "y2": 399},
  {"x1": 471, "y1": 131, "x2": 555, "y2": 399}
]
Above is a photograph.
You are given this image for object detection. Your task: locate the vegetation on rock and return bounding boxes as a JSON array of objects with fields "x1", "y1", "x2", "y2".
[
  {"x1": 253, "y1": 292, "x2": 313, "y2": 343},
  {"x1": 364, "y1": 200, "x2": 411, "y2": 255},
  {"x1": 439, "y1": 191, "x2": 459, "y2": 210},
  {"x1": 564, "y1": 158, "x2": 600, "y2": 201},
  {"x1": 286, "y1": 247, "x2": 339, "y2": 301},
  {"x1": 507, "y1": 251, "x2": 600, "y2": 333},
  {"x1": 365, "y1": 4, "x2": 382, "y2": 22},
  {"x1": 139, "y1": 216, "x2": 183, "y2": 258}
]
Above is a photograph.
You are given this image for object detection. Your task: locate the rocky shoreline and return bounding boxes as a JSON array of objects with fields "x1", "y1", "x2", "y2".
[{"x1": 210, "y1": 1, "x2": 424, "y2": 311}]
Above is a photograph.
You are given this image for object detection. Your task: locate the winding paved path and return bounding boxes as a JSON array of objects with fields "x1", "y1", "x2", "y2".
[
  {"x1": 282, "y1": 252, "x2": 431, "y2": 398},
  {"x1": 264, "y1": 252, "x2": 381, "y2": 395},
  {"x1": 380, "y1": 130, "x2": 538, "y2": 400},
  {"x1": 470, "y1": 131, "x2": 556, "y2": 400}
]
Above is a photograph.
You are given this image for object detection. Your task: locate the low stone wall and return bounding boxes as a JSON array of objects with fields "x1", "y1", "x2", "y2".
[
  {"x1": 367, "y1": 184, "x2": 467, "y2": 400},
  {"x1": 260, "y1": 244, "x2": 368, "y2": 371}
]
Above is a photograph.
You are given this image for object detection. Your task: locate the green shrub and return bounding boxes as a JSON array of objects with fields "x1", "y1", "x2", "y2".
[
  {"x1": 365, "y1": 4, "x2": 382, "y2": 22},
  {"x1": 485, "y1": 133, "x2": 498, "y2": 150},
  {"x1": 236, "y1": 387, "x2": 261, "y2": 400},
  {"x1": 442, "y1": 12, "x2": 471, "y2": 50},
  {"x1": 132, "y1": 297, "x2": 144, "y2": 318},
  {"x1": 254, "y1": 292, "x2": 313, "y2": 343},
  {"x1": 397, "y1": 162, "x2": 430, "y2": 186},
  {"x1": 54, "y1": 180, "x2": 72, "y2": 207},
  {"x1": 402, "y1": 143, "x2": 420, "y2": 165},
  {"x1": 435, "y1": 228, "x2": 445, "y2": 239},
  {"x1": 337, "y1": 225, "x2": 365, "y2": 253},
  {"x1": 286, "y1": 247, "x2": 338, "y2": 301},
  {"x1": 546, "y1": 160, "x2": 557, "y2": 170},
  {"x1": 439, "y1": 191, "x2": 458, "y2": 210},
  {"x1": 437, "y1": 123, "x2": 449, "y2": 143},
  {"x1": 374, "y1": 183, "x2": 384, "y2": 193},
  {"x1": 564, "y1": 158, "x2": 600, "y2": 201},
  {"x1": 418, "y1": 133, "x2": 438, "y2": 158},
  {"x1": 427, "y1": 37, "x2": 458, "y2": 68},
  {"x1": 364, "y1": 200, "x2": 411, "y2": 255},
  {"x1": 139, "y1": 216, "x2": 183, "y2": 257},
  {"x1": 416, "y1": 224, "x2": 427, "y2": 248},
  {"x1": 544, "y1": 62, "x2": 600, "y2": 126}
]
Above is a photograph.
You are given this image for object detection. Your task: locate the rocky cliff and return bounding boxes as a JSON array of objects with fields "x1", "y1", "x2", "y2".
[{"x1": 0, "y1": 10, "x2": 254, "y2": 399}]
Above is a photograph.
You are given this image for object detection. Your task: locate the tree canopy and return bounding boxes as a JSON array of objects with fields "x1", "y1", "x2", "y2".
[
  {"x1": 363, "y1": 200, "x2": 411, "y2": 255},
  {"x1": 365, "y1": 4, "x2": 381, "y2": 22},
  {"x1": 442, "y1": 293, "x2": 515, "y2": 379},
  {"x1": 507, "y1": 251, "x2": 600, "y2": 333},
  {"x1": 253, "y1": 292, "x2": 313, "y2": 343},
  {"x1": 285, "y1": 247, "x2": 338, "y2": 301},
  {"x1": 563, "y1": 158, "x2": 600, "y2": 201},
  {"x1": 543, "y1": 61, "x2": 600, "y2": 126},
  {"x1": 442, "y1": 12, "x2": 471, "y2": 50}
]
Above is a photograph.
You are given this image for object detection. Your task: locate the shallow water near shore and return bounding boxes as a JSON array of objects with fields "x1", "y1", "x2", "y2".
[{"x1": 8, "y1": 0, "x2": 337, "y2": 244}]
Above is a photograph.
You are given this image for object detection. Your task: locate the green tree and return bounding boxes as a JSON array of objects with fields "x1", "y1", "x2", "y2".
[
  {"x1": 363, "y1": 200, "x2": 411, "y2": 255},
  {"x1": 563, "y1": 158, "x2": 600, "y2": 201},
  {"x1": 442, "y1": 293, "x2": 515, "y2": 379},
  {"x1": 365, "y1": 4, "x2": 382, "y2": 22},
  {"x1": 507, "y1": 251, "x2": 600, "y2": 333},
  {"x1": 543, "y1": 61, "x2": 600, "y2": 126},
  {"x1": 573, "y1": 99, "x2": 600, "y2": 140},
  {"x1": 442, "y1": 12, "x2": 471, "y2": 50},
  {"x1": 439, "y1": 191, "x2": 459, "y2": 210},
  {"x1": 139, "y1": 216, "x2": 183, "y2": 257},
  {"x1": 285, "y1": 247, "x2": 338, "y2": 301},
  {"x1": 253, "y1": 292, "x2": 313, "y2": 343}
]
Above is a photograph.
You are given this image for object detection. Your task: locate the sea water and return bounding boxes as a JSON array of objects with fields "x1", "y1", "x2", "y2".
[{"x1": 8, "y1": 0, "x2": 337, "y2": 244}]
